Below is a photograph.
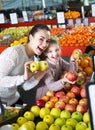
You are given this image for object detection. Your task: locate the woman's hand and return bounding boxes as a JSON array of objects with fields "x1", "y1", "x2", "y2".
[
  {"x1": 23, "y1": 61, "x2": 48, "y2": 81},
  {"x1": 34, "y1": 68, "x2": 48, "y2": 81},
  {"x1": 24, "y1": 61, "x2": 34, "y2": 80}
]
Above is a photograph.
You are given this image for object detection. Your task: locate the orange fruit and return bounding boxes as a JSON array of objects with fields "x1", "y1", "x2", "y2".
[
  {"x1": 84, "y1": 66, "x2": 93, "y2": 76},
  {"x1": 81, "y1": 59, "x2": 89, "y2": 68}
]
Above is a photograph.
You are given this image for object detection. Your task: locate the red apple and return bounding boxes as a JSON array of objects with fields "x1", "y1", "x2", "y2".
[
  {"x1": 76, "y1": 104, "x2": 88, "y2": 114},
  {"x1": 54, "y1": 101, "x2": 65, "y2": 110},
  {"x1": 50, "y1": 96, "x2": 59, "y2": 103},
  {"x1": 45, "y1": 101, "x2": 55, "y2": 109},
  {"x1": 65, "y1": 103, "x2": 76, "y2": 113},
  {"x1": 46, "y1": 90, "x2": 55, "y2": 97},
  {"x1": 66, "y1": 91, "x2": 75, "y2": 99},
  {"x1": 80, "y1": 88, "x2": 87, "y2": 98},
  {"x1": 70, "y1": 86, "x2": 80, "y2": 97},
  {"x1": 55, "y1": 91, "x2": 65, "y2": 98},
  {"x1": 36, "y1": 99, "x2": 46, "y2": 108},
  {"x1": 79, "y1": 98, "x2": 88, "y2": 106},
  {"x1": 41, "y1": 95, "x2": 50, "y2": 102},
  {"x1": 59, "y1": 96, "x2": 70, "y2": 104},
  {"x1": 66, "y1": 71, "x2": 78, "y2": 82},
  {"x1": 69, "y1": 98, "x2": 79, "y2": 106}
]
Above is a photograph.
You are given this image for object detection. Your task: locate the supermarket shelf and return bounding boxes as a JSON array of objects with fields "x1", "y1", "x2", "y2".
[
  {"x1": 0, "y1": 46, "x2": 86, "y2": 56},
  {"x1": 0, "y1": 17, "x2": 95, "y2": 29},
  {"x1": 0, "y1": 19, "x2": 58, "y2": 28}
]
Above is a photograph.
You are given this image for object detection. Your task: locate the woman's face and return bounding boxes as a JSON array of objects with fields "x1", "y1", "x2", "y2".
[
  {"x1": 29, "y1": 29, "x2": 50, "y2": 55},
  {"x1": 46, "y1": 43, "x2": 61, "y2": 63}
]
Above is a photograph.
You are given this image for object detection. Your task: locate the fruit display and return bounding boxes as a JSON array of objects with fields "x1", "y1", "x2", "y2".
[
  {"x1": 0, "y1": 66, "x2": 91, "y2": 129},
  {"x1": 64, "y1": 11, "x2": 81, "y2": 19}
]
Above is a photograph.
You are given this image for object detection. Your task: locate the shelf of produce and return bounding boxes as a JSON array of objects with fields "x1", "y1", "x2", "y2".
[
  {"x1": 0, "y1": 46, "x2": 86, "y2": 56},
  {"x1": 0, "y1": 19, "x2": 58, "y2": 28},
  {"x1": 61, "y1": 46, "x2": 86, "y2": 56},
  {"x1": 0, "y1": 17, "x2": 95, "y2": 29},
  {"x1": 0, "y1": 46, "x2": 9, "y2": 53}
]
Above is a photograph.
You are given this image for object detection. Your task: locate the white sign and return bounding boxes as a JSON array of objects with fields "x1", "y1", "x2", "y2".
[
  {"x1": 10, "y1": 13, "x2": 18, "y2": 24},
  {"x1": 83, "y1": 17, "x2": 89, "y2": 26},
  {"x1": 91, "y1": 4, "x2": 95, "y2": 17},
  {"x1": 0, "y1": 13, "x2": 5, "y2": 24},
  {"x1": 75, "y1": 18, "x2": 81, "y2": 26},
  {"x1": 67, "y1": 19, "x2": 74, "y2": 26},
  {"x1": 57, "y1": 12, "x2": 65, "y2": 24},
  {"x1": 22, "y1": 11, "x2": 28, "y2": 22}
]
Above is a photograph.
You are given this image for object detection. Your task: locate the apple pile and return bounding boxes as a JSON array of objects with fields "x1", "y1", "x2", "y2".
[{"x1": 8, "y1": 82, "x2": 91, "y2": 130}]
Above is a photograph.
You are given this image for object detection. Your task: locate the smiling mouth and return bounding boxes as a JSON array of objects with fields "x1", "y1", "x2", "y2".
[{"x1": 38, "y1": 46, "x2": 44, "y2": 52}]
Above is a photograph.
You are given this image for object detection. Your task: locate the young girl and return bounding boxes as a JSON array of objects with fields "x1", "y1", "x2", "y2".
[
  {"x1": 0, "y1": 24, "x2": 51, "y2": 107},
  {"x1": 36, "y1": 38, "x2": 78, "y2": 100}
]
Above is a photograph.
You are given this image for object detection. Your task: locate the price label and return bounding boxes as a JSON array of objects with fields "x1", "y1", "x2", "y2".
[
  {"x1": 83, "y1": 17, "x2": 89, "y2": 26},
  {"x1": 10, "y1": 13, "x2": 18, "y2": 24},
  {"x1": 67, "y1": 19, "x2": 74, "y2": 26},
  {"x1": 91, "y1": 4, "x2": 95, "y2": 17},
  {"x1": 75, "y1": 18, "x2": 81, "y2": 26},
  {"x1": 22, "y1": 11, "x2": 28, "y2": 22},
  {"x1": 0, "y1": 13, "x2": 5, "y2": 24},
  {"x1": 57, "y1": 12, "x2": 65, "y2": 24}
]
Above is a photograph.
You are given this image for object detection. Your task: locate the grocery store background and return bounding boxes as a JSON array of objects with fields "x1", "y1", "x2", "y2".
[{"x1": 0, "y1": 0, "x2": 95, "y2": 10}]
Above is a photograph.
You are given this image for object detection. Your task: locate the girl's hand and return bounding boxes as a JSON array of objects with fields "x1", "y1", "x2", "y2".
[{"x1": 62, "y1": 73, "x2": 77, "y2": 85}]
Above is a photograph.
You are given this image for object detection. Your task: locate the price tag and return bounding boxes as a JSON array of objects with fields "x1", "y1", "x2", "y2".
[
  {"x1": 83, "y1": 17, "x2": 89, "y2": 26},
  {"x1": 22, "y1": 11, "x2": 28, "y2": 22},
  {"x1": 91, "y1": 4, "x2": 95, "y2": 17},
  {"x1": 67, "y1": 19, "x2": 74, "y2": 26},
  {"x1": 75, "y1": 18, "x2": 81, "y2": 26},
  {"x1": 57, "y1": 12, "x2": 65, "y2": 24},
  {"x1": 10, "y1": 13, "x2": 18, "y2": 24},
  {"x1": 0, "y1": 13, "x2": 5, "y2": 24}
]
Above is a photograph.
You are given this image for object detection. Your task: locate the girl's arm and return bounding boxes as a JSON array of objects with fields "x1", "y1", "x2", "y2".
[{"x1": 44, "y1": 70, "x2": 65, "y2": 91}]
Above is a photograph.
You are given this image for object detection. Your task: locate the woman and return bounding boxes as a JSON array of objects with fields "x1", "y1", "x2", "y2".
[{"x1": 0, "y1": 24, "x2": 51, "y2": 107}]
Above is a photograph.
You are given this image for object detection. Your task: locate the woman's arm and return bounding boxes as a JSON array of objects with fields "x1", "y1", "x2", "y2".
[{"x1": 0, "y1": 48, "x2": 25, "y2": 88}]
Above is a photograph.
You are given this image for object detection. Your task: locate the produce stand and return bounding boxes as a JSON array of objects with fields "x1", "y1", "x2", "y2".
[{"x1": 0, "y1": 105, "x2": 28, "y2": 127}]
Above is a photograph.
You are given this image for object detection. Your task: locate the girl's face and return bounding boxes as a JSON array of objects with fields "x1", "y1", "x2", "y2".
[
  {"x1": 29, "y1": 29, "x2": 50, "y2": 55},
  {"x1": 46, "y1": 43, "x2": 61, "y2": 63}
]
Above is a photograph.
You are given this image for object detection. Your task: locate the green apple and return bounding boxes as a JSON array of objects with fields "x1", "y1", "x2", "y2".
[
  {"x1": 85, "y1": 127, "x2": 91, "y2": 130},
  {"x1": 18, "y1": 122, "x2": 34, "y2": 130},
  {"x1": 17, "y1": 116, "x2": 27, "y2": 126},
  {"x1": 39, "y1": 60, "x2": 48, "y2": 71},
  {"x1": 36, "y1": 121, "x2": 49, "y2": 130},
  {"x1": 66, "y1": 118, "x2": 78, "y2": 129},
  {"x1": 12, "y1": 123, "x2": 19, "y2": 130},
  {"x1": 23, "y1": 111, "x2": 34, "y2": 121},
  {"x1": 72, "y1": 49, "x2": 82, "y2": 59},
  {"x1": 49, "y1": 124, "x2": 60, "y2": 130},
  {"x1": 83, "y1": 111, "x2": 90, "y2": 123},
  {"x1": 71, "y1": 111, "x2": 83, "y2": 122},
  {"x1": 54, "y1": 117, "x2": 65, "y2": 127},
  {"x1": 43, "y1": 114, "x2": 54, "y2": 125},
  {"x1": 39, "y1": 107, "x2": 50, "y2": 119},
  {"x1": 61, "y1": 124, "x2": 73, "y2": 130},
  {"x1": 25, "y1": 121, "x2": 35, "y2": 129},
  {"x1": 60, "y1": 110, "x2": 71, "y2": 120},
  {"x1": 30, "y1": 105, "x2": 40, "y2": 117},
  {"x1": 30, "y1": 62, "x2": 39, "y2": 72},
  {"x1": 75, "y1": 121, "x2": 87, "y2": 130},
  {"x1": 50, "y1": 108, "x2": 61, "y2": 119}
]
